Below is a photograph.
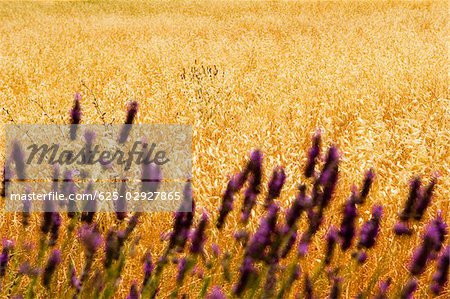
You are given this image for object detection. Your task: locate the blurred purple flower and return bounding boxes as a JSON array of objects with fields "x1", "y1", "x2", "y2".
[
  {"x1": 400, "y1": 278, "x2": 417, "y2": 299},
  {"x1": 126, "y1": 281, "x2": 140, "y2": 299},
  {"x1": 305, "y1": 129, "x2": 321, "y2": 178},
  {"x1": 374, "y1": 277, "x2": 392, "y2": 299},
  {"x1": 339, "y1": 195, "x2": 358, "y2": 250},
  {"x1": 70, "y1": 93, "x2": 82, "y2": 140},
  {"x1": 207, "y1": 286, "x2": 226, "y2": 299},
  {"x1": 325, "y1": 226, "x2": 338, "y2": 265},
  {"x1": 430, "y1": 246, "x2": 449, "y2": 295},
  {"x1": 265, "y1": 167, "x2": 286, "y2": 207},
  {"x1": 394, "y1": 221, "x2": 412, "y2": 236},
  {"x1": 409, "y1": 221, "x2": 440, "y2": 276},
  {"x1": 176, "y1": 257, "x2": 188, "y2": 284},
  {"x1": 12, "y1": 141, "x2": 26, "y2": 180},
  {"x1": 358, "y1": 205, "x2": 382, "y2": 249},
  {"x1": 0, "y1": 239, "x2": 14, "y2": 277},
  {"x1": 413, "y1": 176, "x2": 436, "y2": 220},
  {"x1": 358, "y1": 168, "x2": 375, "y2": 204},
  {"x1": 190, "y1": 211, "x2": 208, "y2": 254},
  {"x1": 233, "y1": 257, "x2": 256, "y2": 296},
  {"x1": 79, "y1": 224, "x2": 102, "y2": 259},
  {"x1": 400, "y1": 176, "x2": 421, "y2": 221},
  {"x1": 118, "y1": 101, "x2": 138, "y2": 143},
  {"x1": 142, "y1": 252, "x2": 153, "y2": 287},
  {"x1": 42, "y1": 249, "x2": 61, "y2": 287}
]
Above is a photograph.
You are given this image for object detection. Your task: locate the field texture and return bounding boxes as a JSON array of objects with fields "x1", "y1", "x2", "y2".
[{"x1": 0, "y1": 1, "x2": 449, "y2": 298}]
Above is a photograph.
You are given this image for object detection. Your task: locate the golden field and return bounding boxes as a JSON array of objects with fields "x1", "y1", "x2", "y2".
[{"x1": 0, "y1": 0, "x2": 449, "y2": 298}]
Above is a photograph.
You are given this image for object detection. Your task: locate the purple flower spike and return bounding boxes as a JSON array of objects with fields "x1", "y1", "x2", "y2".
[
  {"x1": 358, "y1": 205, "x2": 382, "y2": 249},
  {"x1": 325, "y1": 226, "x2": 338, "y2": 265},
  {"x1": 373, "y1": 277, "x2": 392, "y2": 299},
  {"x1": 70, "y1": 93, "x2": 82, "y2": 140},
  {"x1": 217, "y1": 175, "x2": 239, "y2": 229},
  {"x1": 79, "y1": 224, "x2": 102, "y2": 259},
  {"x1": 400, "y1": 278, "x2": 417, "y2": 299},
  {"x1": 280, "y1": 230, "x2": 297, "y2": 258},
  {"x1": 1, "y1": 162, "x2": 13, "y2": 197},
  {"x1": 176, "y1": 257, "x2": 188, "y2": 283},
  {"x1": 0, "y1": 239, "x2": 14, "y2": 278},
  {"x1": 431, "y1": 212, "x2": 448, "y2": 252},
  {"x1": 305, "y1": 129, "x2": 321, "y2": 178},
  {"x1": 12, "y1": 141, "x2": 26, "y2": 180},
  {"x1": 104, "y1": 230, "x2": 120, "y2": 268},
  {"x1": 339, "y1": 196, "x2": 358, "y2": 250},
  {"x1": 414, "y1": 176, "x2": 436, "y2": 220},
  {"x1": 49, "y1": 212, "x2": 61, "y2": 246},
  {"x1": 211, "y1": 243, "x2": 220, "y2": 257},
  {"x1": 233, "y1": 257, "x2": 256, "y2": 296},
  {"x1": 354, "y1": 251, "x2": 368, "y2": 264},
  {"x1": 42, "y1": 249, "x2": 61, "y2": 288},
  {"x1": 304, "y1": 274, "x2": 314, "y2": 299},
  {"x1": 409, "y1": 221, "x2": 440, "y2": 276},
  {"x1": 126, "y1": 281, "x2": 140, "y2": 299},
  {"x1": 118, "y1": 101, "x2": 139, "y2": 143},
  {"x1": 207, "y1": 286, "x2": 226, "y2": 299},
  {"x1": 70, "y1": 264, "x2": 81, "y2": 292},
  {"x1": 266, "y1": 167, "x2": 286, "y2": 206},
  {"x1": 329, "y1": 275, "x2": 342, "y2": 299},
  {"x1": 142, "y1": 252, "x2": 154, "y2": 287},
  {"x1": 190, "y1": 211, "x2": 208, "y2": 254},
  {"x1": 141, "y1": 162, "x2": 162, "y2": 193},
  {"x1": 430, "y1": 246, "x2": 449, "y2": 295},
  {"x1": 400, "y1": 176, "x2": 421, "y2": 221},
  {"x1": 246, "y1": 204, "x2": 278, "y2": 260},
  {"x1": 285, "y1": 184, "x2": 308, "y2": 229},
  {"x1": 359, "y1": 168, "x2": 375, "y2": 203},
  {"x1": 394, "y1": 221, "x2": 412, "y2": 236}
]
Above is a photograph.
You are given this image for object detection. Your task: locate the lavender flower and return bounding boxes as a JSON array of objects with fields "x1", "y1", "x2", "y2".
[
  {"x1": 400, "y1": 176, "x2": 421, "y2": 221},
  {"x1": 217, "y1": 175, "x2": 239, "y2": 229},
  {"x1": 104, "y1": 230, "x2": 120, "y2": 268},
  {"x1": 18, "y1": 261, "x2": 39, "y2": 277},
  {"x1": 126, "y1": 281, "x2": 140, "y2": 299},
  {"x1": 400, "y1": 278, "x2": 417, "y2": 299},
  {"x1": 70, "y1": 93, "x2": 82, "y2": 140},
  {"x1": 141, "y1": 162, "x2": 162, "y2": 193},
  {"x1": 118, "y1": 101, "x2": 138, "y2": 143},
  {"x1": 325, "y1": 226, "x2": 339, "y2": 265},
  {"x1": 1, "y1": 162, "x2": 13, "y2": 197},
  {"x1": 285, "y1": 184, "x2": 308, "y2": 229},
  {"x1": 280, "y1": 230, "x2": 297, "y2": 258},
  {"x1": 211, "y1": 243, "x2": 220, "y2": 257},
  {"x1": 12, "y1": 141, "x2": 26, "y2": 180},
  {"x1": 374, "y1": 277, "x2": 392, "y2": 299},
  {"x1": 241, "y1": 150, "x2": 263, "y2": 222},
  {"x1": 142, "y1": 252, "x2": 153, "y2": 287},
  {"x1": 409, "y1": 221, "x2": 440, "y2": 276},
  {"x1": 339, "y1": 194, "x2": 358, "y2": 250},
  {"x1": 394, "y1": 221, "x2": 412, "y2": 236},
  {"x1": 265, "y1": 167, "x2": 286, "y2": 207},
  {"x1": 305, "y1": 129, "x2": 321, "y2": 178},
  {"x1": 168, "y1": 183, "x2": 195, "y2": 251},
  {"x1": 354, "y1": 251, "x2": 367, "y2": 264},
  {"x1": 42, "y1": 249, "x2": 61, "y2": 287},
  {"x1": 413, "y1": 176, "x2": 436, "y2": 220},
  {"x1": 81, "y1": 182, "x2": 97, "y2": 224},
  {"x1": 70, "y1": 264, "x2": 81, "y2": 292},
  {"x1": 431, "y1": 212, "x2": 448, "y2": 252},
  {"x1": 329, "y1": 275, "x2": 341, "y2": 299},
  {"x1": 245, "y1": 204, "x2": 278, "y2": 260},
  {"x1": 358, "y1": 205, "x2": 382, "y2": 249},
  {"x1": 176, "y1": 257, "x2": 188, "y2": 283},
  {"x1": 0, "y1": 239, "x2": 13, "y2": 277},
  {"x1": 207, "y1": 286, "x2": 226, "y2": 299},
  {"x1": 430, "y1": 246, "x2": 449, "y2": 295},
  {"x1": 304, "y1": 274, "x2": 314, "y2": 299},
  {"x1": 358, "y1": 168, "x2": 375, "y2": 204},
  {"x1": 233, "y1": 257, "x2": 256, "y2": 296},
  {"x1": 190, "y1": 211, "x2": 208, "y2": 254},
  {"x1": 49, "y1": 212, "x2": 61, "y2": 246},
  {"x1": 79, "y1": 224, "x2": 102, "y2": 259}
]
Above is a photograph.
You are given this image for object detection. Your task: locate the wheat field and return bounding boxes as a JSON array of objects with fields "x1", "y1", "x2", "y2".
[{"x1": 0, "y1": 1, "x2": 449, "y2": 298}]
